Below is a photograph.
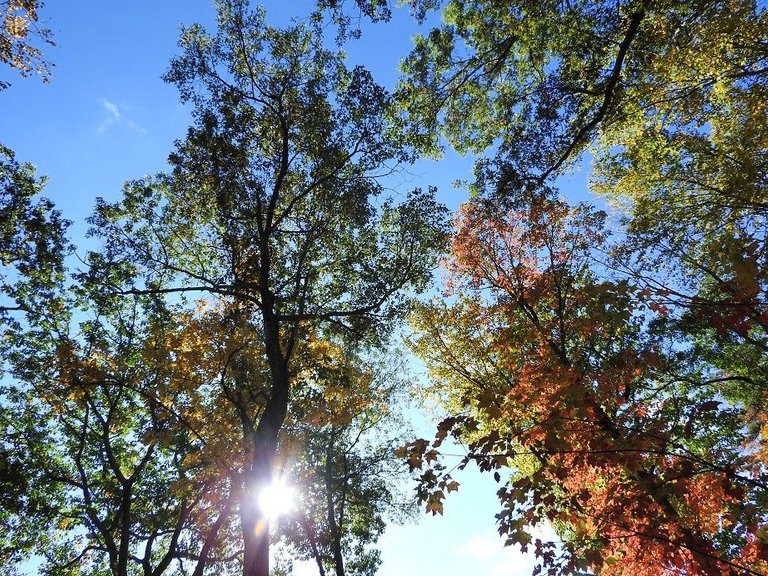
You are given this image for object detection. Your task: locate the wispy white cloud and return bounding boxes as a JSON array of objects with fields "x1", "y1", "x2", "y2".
[
  {"x1": 97, "y1": 98, "x2": 121, "y2": 132},
  {"x1": 101, "y1": 99, "x2": 121, "y2": 120},
  {"x1": 457, "y1": 524, "x2": 559, "y2": 576},
  {"x1": 97, "y1": 98, "x2": 147, "y2": 135},
  {"x1": 457, "y1": 530, "x2": 503, "y2": 561}
]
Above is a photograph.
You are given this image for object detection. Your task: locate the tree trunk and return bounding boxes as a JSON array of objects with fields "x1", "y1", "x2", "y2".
[
  {"x1": 325, "y1": 434, "x2": 346, "y2": 576},
  {"x1": 241, "y1": 446, "x2": 272, "y2": 576},
  {"x1": 241, "y1": 299, "x2": 290, "y2": 576}
]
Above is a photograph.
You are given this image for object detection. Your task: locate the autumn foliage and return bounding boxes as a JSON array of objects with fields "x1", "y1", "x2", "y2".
[
  {"x1": 0, "y1": 0, "x2": 52, "y2": 89},
  {"x1": 398, "y1": 1, "x2": 768, "y2": 575},
  {"x1": 2, "y1": 1, "x2": 768, "y2": 576},
  {"x1": 407, "y1": 190, "x2": 768, "y2": 576}
]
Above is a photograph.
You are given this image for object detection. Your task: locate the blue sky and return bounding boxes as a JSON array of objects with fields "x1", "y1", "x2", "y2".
[{"x1": 2, "y1": 2, "x2": 552, "y2": 575}]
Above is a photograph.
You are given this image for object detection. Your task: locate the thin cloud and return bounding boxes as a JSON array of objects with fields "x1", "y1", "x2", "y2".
[
  {"x1": 457, "y1": 530, "x2": 502, "y2": 561},
  {"x1": 97, "y1": 98, "x2": 147, "y2": 135},
  {"x1": 456, "y1": 525, "x2": 559, "y2": 576},
  {"x1": 101, "y1": 99, "x2": 121, "y2": 120}
]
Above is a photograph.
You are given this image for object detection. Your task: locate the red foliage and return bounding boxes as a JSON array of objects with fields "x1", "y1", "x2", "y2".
[{"x1": 410, "y1": 192, "x2": 768, "y2": 576}]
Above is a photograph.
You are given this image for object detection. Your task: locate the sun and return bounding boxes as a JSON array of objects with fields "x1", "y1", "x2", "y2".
[{"x1": 257, "y1": 477, "x2": 296, "y2": 520}]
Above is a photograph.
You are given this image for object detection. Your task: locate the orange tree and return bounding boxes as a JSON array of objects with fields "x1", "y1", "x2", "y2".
[{"x1": 405, "y1": 188, "x2": 767, "y2": 576}]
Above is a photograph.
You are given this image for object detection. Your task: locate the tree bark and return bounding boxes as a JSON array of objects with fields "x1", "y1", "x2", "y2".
[
  {"x1": 324, "y1": 434, "x2": 346, "y2": 576},
  {"x1": 241, "y1": 290, "x2": 290, "y2": 576},
  {"x1": 241, "y1": 442, "x2": 273, "y2": 576}
]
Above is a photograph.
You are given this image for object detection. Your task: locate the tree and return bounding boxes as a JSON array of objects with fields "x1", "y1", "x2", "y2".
[
  {"x1": 0, "y1": 145, "x2": 68, "y2": 570},
  {"x1": 405, "y1": 189, "x2": 768, "y2": 576},
  {"x1": 5, "y1": 282, "x2": 413, "y2": 575},
  {"x1": 0, "y1": 0, "x2": 53, "y2": 89},
  {"x1": 315, "y1": 0, "x2": 393, "y2": 41},
  {"x1": 278, "y1": 343, "x2": 414, "y2": 576},
  {"x1": 3, "y1": 22, "x2": 229, "y2": 575},
  {"x1": 85, "y1": 2, "x2": 447, "y2": 575},
  {"x1": 393, "y1": 1, "x2": 767, "y2": 574},
  {"x1": 2, "y1": 277, "x2": 247, "y2": 575},
  {"x1": 396, "y1": 0, "x2": 767, "y2": 374},
  {"x1": 397, "y1": 0, "x2": 767, "y2": 181},
  {"x1": 0, "y1": 144, "x2": 67, "y2": 322}
]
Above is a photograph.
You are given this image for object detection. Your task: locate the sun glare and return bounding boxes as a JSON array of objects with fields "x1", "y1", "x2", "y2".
[{"x1": 258, "y1": 478, "x2": 296, "y2": 520}]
